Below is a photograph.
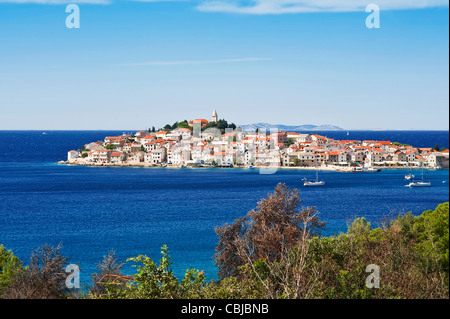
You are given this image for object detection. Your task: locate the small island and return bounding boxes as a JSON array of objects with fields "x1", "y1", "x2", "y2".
[{"x1": 59, "y1": 110, "x2": 449, "y2": 171}]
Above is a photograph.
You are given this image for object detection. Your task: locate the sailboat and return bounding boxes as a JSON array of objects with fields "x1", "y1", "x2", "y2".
[
  {"x1": 304, "y1": 161, "x2": 325, "y2": 186},
  {"x1": 407, "y1": 163, "x2": 431, "y2": 187},
  {"x1": 405, "y1": 167, "x2": 415, "y2": 180}
]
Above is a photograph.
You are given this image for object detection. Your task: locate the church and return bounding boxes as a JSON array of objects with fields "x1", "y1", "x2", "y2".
[{"x1": 188, "y1": 110, "x2": 218, "y2": 127}]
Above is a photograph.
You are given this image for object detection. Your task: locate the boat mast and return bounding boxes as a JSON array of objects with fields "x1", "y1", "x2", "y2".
[
  {"x1": 315, "y1": 156, "x2": 319, "y2": 181},
  {"x1": 422, "y1": 160, "x2": 424, "y2": 181}
]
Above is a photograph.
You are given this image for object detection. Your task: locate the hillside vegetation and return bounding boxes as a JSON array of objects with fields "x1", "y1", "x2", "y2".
[{"x1": 1, "y1": 184, "x2": 448, "y2": 299}]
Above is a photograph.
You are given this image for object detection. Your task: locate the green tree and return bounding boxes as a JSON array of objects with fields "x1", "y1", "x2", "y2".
[
  {"x1": 105, "y1": 144, "x2": 115, "y2": 150},
  {"x1": 392, "y1": 142, "x2": 411, "y2": 147},
  {"x1": 2, "y1": 244, "x2": 71, "y2": 299},
  {"x1": 0, "y1": 245, "x2": 24, "y2": 297},
  {"x1": 89, "y1": 250, "x2": 125, "y2": 297},
  {"x1": 78, "y1": 145, "x2": 88, "y2": 153},
  {"x1": 123, "y1": 245, "x2": 206, "y2": 299},
  {"x1": 413, "y1": 202, "x2": 449, "y2": 273},
  {"x1": 125, "y1": 245, "x2": 178, "y2": 298},
  {"x1": 284, "y1": 138, "x2": 294, "y2": 147},
  {"x1": 202, "y1": 119, "x2": 236, "y2": 134},
  {"x1": 434, "y1": 144, "x2": 440, "y2": 151},
  {"x1": 214, "y1": 183, "x2": 325, "y2": 279},
  {"x1": 177, "y1": 120, "x2": 191, "y2": 129}
]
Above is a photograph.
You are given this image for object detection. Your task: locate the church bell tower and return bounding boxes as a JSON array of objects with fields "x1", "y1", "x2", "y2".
[{"x1": 211, "y1": 109, "x2": 218, "y2": 123}]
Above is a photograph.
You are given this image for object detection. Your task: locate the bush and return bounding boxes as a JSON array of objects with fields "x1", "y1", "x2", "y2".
[
  {"x1": 0, "y1": 245, "x2": 24, "y2": 297},
  {"x1": 214, "y1": 183, "x2": 325, "y2": 279},
  {"x1": 2, "y1": 244, "x2": 72, "y2": 299}
]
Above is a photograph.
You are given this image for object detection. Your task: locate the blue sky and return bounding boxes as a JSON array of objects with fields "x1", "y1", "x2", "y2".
[{"x1": 0, "y1": 1, "x2": 448, "y2": 130}]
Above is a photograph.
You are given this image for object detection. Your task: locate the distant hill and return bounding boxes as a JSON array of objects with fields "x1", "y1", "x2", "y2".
[{"x1": 238, "y1": 123, "x2": 344, "y2": 132}]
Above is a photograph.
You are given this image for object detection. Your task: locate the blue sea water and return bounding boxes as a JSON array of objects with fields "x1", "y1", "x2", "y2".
[{"x1": 0, "y1": 130, "x2": 448, "y2": 289}]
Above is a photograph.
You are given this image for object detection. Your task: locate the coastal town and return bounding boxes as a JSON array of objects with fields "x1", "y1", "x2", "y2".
[{"x1": 62, "y1": 110, "x2": 449, "y2": 171}]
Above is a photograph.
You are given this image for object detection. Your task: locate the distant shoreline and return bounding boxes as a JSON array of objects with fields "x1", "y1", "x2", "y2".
[
  {"x1": 56, "y1": 161, "x2": 447, "y2": 172},
  {"x1": 2, "y1": 129, "x2": 449, "y2": 132}
]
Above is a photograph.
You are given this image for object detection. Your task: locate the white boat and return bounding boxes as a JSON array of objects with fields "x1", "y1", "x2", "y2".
[
  {"x1": 304, "y1": 163, "x2": 325, "y2": 186},
  {"x1": 405, "y1": 167, "x2": 415, "y2": 180},
  {"x1": 304, "y1": 180, "x2": 326, "y2": 186},
  {"x1": 406, "y1": 164, "x2": 431, "y2": 187},
  {"x1": 408, "y1": 181, "x2": 431, "y2": 187},
  {"x1": 362, "y1": 167, "x2": 381, "y2": 172}
]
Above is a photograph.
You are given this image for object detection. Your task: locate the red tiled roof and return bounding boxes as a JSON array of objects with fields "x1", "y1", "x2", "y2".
[{"x1": 189, "y1": 119, "x2": 208, "y2": 124}]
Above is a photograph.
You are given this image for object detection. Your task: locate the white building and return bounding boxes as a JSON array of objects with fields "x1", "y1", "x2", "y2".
[
  {"x1": 150, "y1": 148, "x2": 167, "y2": 164},
  {"x1": 67, "y1": 150, "x2": 79, "y2": 163}
]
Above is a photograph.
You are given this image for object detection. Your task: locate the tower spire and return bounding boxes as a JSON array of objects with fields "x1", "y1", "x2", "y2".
[{"x1": 211, "y1": 109, "x2": 218, "y2": 123}]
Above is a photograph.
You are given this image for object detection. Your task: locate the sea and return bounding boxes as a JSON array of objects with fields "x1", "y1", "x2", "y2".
[{"x1": 0, "y1": 130, "x2": 448, "y2": 289}]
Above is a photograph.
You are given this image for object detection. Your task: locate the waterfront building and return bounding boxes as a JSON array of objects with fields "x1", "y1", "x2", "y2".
[
  {"x1": 110, "y1": 151, "x2": 123, "y2": 163},
  {"x1": 67, "y1": 150, "x2": 79, "y2": 163}
]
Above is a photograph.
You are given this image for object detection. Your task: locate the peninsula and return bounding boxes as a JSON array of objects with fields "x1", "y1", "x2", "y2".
[{"x1": 60, "y1": 110, "x2": 449, "y2": 171}]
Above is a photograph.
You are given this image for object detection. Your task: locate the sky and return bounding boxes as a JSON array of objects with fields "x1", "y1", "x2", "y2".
[{"x1": 0, "y1": 0, "x2": 448, "y2": 130}]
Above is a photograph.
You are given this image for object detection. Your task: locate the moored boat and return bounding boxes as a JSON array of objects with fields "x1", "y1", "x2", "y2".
[
  {"x1": 406, "y1": 162, "x2": 431, "y2": 187},
  {"x1": 362, "y1": 167, "x2": 381, "y2": 172},
  {"x1": 303, "y1": 161, "x2": 325, "y2": 186},
  {"x1": 304, "y1": 180, "x2": 326, "y2": 186},
  {"x1": 408, "y1": 181, "x2": 431, "y2": 187}
]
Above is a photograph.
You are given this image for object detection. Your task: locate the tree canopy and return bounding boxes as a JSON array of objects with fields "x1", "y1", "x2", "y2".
[
  {"x1": 202, "y1": 119, "x2": 236, "y2": 134},
  {"x1": 214, "y1": 183, "x2": 325, "y2": 278}
]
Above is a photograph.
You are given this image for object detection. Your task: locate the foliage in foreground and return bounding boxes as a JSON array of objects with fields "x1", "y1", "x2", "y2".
[{"x1": 0, "y1": 185, "x2": 448, "y2": 299}]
